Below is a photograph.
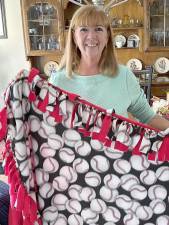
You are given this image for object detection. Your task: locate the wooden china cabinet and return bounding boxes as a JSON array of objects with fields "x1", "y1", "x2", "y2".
[{"x1": 20, "y1": 0, "x2": 64, "y2": 71}]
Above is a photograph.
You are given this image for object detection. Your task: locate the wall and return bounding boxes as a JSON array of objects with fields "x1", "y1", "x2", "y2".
[{"x1": 0, "y1": 0, "x2": 29, "y2": 97}]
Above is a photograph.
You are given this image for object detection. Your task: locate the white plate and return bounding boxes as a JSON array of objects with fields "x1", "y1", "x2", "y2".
[
  {"x1": 127, "y1": 34, "x2": 140, "y2": 48},
  {"x1": 128, "y1": 34, "x2": 140, "y2": 41},
  {"x1": 126, "y1": 58, "x2": 142, "y2": 71},
  {"x1": 114, "y1": 34, "x2": 126, "y2": 47},
  {"x1": 154, "y1": 57, "x2": 169, "y2": 74},
  {"x1": 44, "y1": 61, "x2": 59, "y2": 77}
]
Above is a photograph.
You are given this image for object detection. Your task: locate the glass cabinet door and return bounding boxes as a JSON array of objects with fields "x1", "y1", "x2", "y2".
[
  {"x1": 165, "y1": 0, "x2": 169, "y2": 46},
  {"x1": 23, "y1": 0, "x2": 63, "y2": 53},
  {"x1": 150, "y1": 0, "x2": 164, "y2": 47},
  {"x1": 145, "y1": 0, "x2": 169, "y2": 50}
]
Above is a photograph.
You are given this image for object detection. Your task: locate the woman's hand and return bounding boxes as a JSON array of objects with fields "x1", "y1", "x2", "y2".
[{"x1": 148, "y1": 114, "x2": 169, "y2": 131}]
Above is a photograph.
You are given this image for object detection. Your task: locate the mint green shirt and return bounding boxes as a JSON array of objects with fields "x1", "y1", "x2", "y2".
[{"x1": 49, "y1": 65, "x2": 155, "y2": 123}]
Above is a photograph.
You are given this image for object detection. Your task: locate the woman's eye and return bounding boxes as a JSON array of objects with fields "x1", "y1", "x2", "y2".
[
  {"x1": 95, "y1": 27, "x2": 104, "y2": 32},
  {"x1": 80, "y1": 27, "x2": 88, "y2": 32}
]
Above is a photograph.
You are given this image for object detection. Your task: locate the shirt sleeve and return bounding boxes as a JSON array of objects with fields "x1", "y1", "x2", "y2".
[{"x1": 126, "y1": 68, "x2": 155, "y2": 124}]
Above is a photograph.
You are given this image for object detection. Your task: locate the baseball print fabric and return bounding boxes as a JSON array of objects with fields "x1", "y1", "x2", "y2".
[{"x1": 0, "y1": 68, "x2": 169, "y2": 225}]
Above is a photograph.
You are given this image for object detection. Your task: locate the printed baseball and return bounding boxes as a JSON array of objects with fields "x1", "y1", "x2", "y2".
[
  {"x1": 51, "y1": 193, "x2": 68, "y2": 211},
  {"x1": 39, "y1": 182, "x2": 54, "y2": 199},
  {"x1": 140, "y1": 170, "x2": 157, "y2": 185},
  {"x1": 149, "y1": 199, "x2": 166, "y2": 214},
  {"x1": 53, "y1": 176, "x2": 69, "y2": 192},
  {"x1": 121, "y1": 174, "x2": 140, "y2": 191},
  {"x1": 91, "y1": 155, "x2": 110, "y2": 173},
  {"x1": 68, "y1": 214, "x2": 83, "y2": 225},
  {"x1": 113, "y1": 159, "x2": 131, "y2": 174},
  {"x1": 81, "y1": 208, "x2": 99, "y2": 224},
  {"x1": 62, "y1": 129, "x2": 81, "y2": 147},
  {"x1": 80, "y1": 187, "x2": 96, "y2": 202},
  {"x1": 104, "y1": 174, "x2": 121, "y2": 189},
  {"x1": 73, "y1": 158, "x2": 89, "y2": 174},
  {"x1": 136, "y1": 205, "x2": 153, "y2": 220},
  {"x1": 75, "y1": 140, "x2": 91, "y2": 156},
  {"x1": 130, "y1": 184, "x2": 147, "y2": 200},
  {"x1": 59, "y1": 166, "x2": 78, "y2": 183},
  {"x1": 102, "y1": 206, "x2": 121, "y2": 223},
  {"x1": 100, "y1": 186, "x2": 118, "y2": 202},
  {"x1": 59, "y1": 147, "x2": 75, "y2": 163},
  {"x1": 130, "y1": 155, "x2": 150, "y2": 171},
  {"x1": 68, "y1": 184, "x2": 82, "y2": 201},
  {"x1": 48, "y1": 134, "x2": 64, "y2": 149},
  {"x1": 90, "y1": 198, "x2": 107, "y2": 213},
  {"x1": 43, "y1": 157, "x2": 59, "y2": 173},
  {"x1": 66, "y1": 199, "x2": 82, "y2": 214},
  {"x1": 85, "y1": 171, "x2": 101, "y2": 187}
]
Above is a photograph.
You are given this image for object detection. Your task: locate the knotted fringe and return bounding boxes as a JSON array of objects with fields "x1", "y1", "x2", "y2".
[
  {"x1": 29, "y1": 68, "x2": 169, "y2": 161},
  {"x1": 2, "y1": 141, "x2": 41, "y2": 225},
  {"x1": 0, "y1": 69, "x2": 42, "y2": 225}
]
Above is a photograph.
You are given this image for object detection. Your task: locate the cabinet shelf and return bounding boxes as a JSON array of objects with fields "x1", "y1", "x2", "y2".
[
  {"x1": 112, "y1": 26, "x2": 143, "y2": 30},
  {"x1": 29, "y1": 34, "x2": 58, "y2": 36},
  {"x1": 28, "y1": 19, "x2": 57, "y2": 22},
  {"x1": 27, "y1": 50, "x2": 63, "y2": 56},
  {"x1": 115, "y1": 47, "x2": 139, "y2": 50},
  {"x1": 150, "y1": 14, "x2": 164, "y2": 17}
]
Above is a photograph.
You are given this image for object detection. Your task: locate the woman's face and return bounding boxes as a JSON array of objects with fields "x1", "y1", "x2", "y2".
[{"x1": 73, "y1": 25, "x2": 109, "y2": 61}]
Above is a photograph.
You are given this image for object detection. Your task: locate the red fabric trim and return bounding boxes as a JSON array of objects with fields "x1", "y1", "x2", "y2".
[
  {"x1": 37, "y1": 92, "x2": 49, "y2": 112},
  {"x1": 71, "y1": 103, "x2": 79, "y2": 128},
  {"x1": 0, "y1": 108, "x2": 7, "y2": 140},
  {"x1": 92, "y1": 114, "x2": 112, "y2": 142},
  {"x1": 50, "y1": 103, "x2": 63, "y2": 122},
  {"x1": 158, "y1": 136, "x2": 169, "y2": 161},
  {"x1": 114, "y1": 141, "x2": 129, "y2": 152},
  {"x1": 67, "y1": 92, "x2": 79, "y2": 101},
  {"x1": 28, "y1": 68, "x2": 39, "y2": 83},
  {"x1": 3, "y1": 144, "x2": 41, "y2": 225},
  {"x1": 78, "y1": 127, "x2": 91, "y2": 137},
  {"x1": 8, "y1": 205, "x2": 23, "y2": 225},
  {"x1": 132, "y1": 130, "x2": 145, "y2": 155},
  {"x1": 16, "y1": 184, "x2": 26, "y2": 211},
  {"x1": 148, "y1": 151, "x2": 157, "y2": 161},
  {"x1": 28, "y1": 91, "x2": 36, "y2": 102}
]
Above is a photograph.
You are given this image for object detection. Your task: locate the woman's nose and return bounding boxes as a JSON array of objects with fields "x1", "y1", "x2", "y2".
[{"x1": 87, "y1": 30, "x2": 97, "y2": 38}]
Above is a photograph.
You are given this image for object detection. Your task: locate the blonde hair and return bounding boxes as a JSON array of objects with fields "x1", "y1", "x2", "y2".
[{"x1": 59, "y1": 5, "x2": 118, "y2": 78}]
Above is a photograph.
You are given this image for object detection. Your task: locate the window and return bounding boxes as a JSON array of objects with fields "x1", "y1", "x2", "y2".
[{"x1": 0, "y1": 0, "x2": 7, "y2": 38}]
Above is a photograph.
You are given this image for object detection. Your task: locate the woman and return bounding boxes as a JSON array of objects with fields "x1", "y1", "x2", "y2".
[{"x1": 50, "y1": 5, "x2": 169, "y2": 130}]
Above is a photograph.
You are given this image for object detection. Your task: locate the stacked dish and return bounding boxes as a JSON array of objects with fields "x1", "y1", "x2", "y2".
[
  {"x1": 44, "y1": 61, "x2": 59, "y2": 77},
  {"x1": 126, "y1": 58, "x2": 142, "y2": 71},
  {"x1": 154, "y1": 57, "x2": 169, "y2": 74}
]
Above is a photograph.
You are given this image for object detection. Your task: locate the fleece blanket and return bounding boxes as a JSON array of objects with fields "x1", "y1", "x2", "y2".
[{"x1": 0, "y1": 68, "x2": 169, "y2": 225}]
